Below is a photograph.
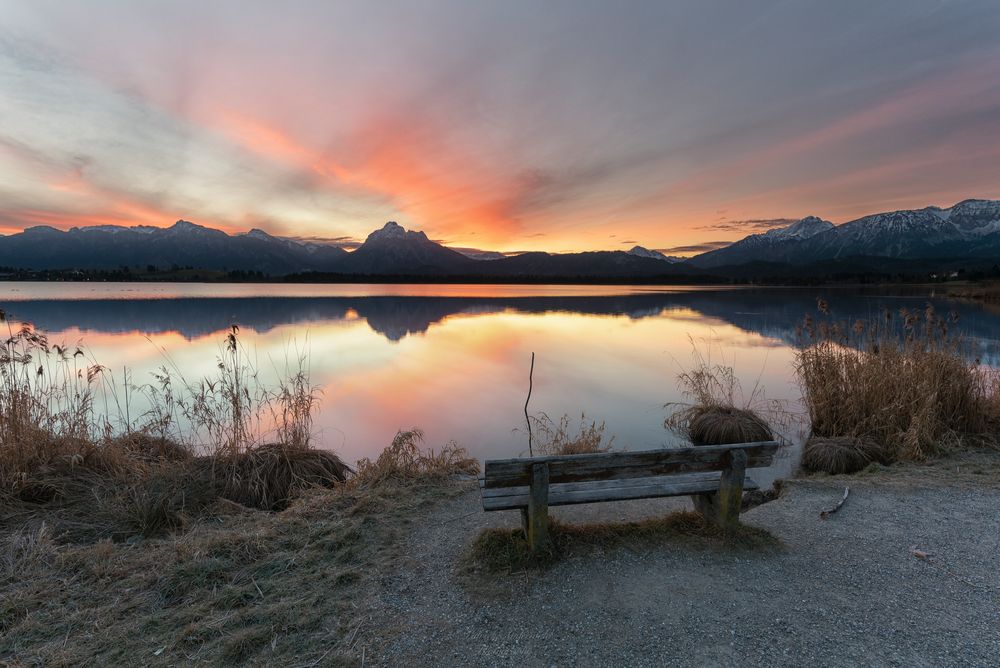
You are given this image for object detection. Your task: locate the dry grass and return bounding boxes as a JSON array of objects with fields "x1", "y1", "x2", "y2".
[
  {"x1": 796, "y1": 301, "x2": 1000, "y2": 467},
  {"x1": 946, "y1": 282, "x2": 1000, "y2": 304},
  {"x1": 528, "y1": 412, "x2": 614, "y2": 455},
  {"x1": 350, "y1": 429, "x2": 479, "y2": 489},
  {"x1": 1, "y1": 340, "x2": 478, "y2": 668},
  {"x1": 665, "y1": 343, "x2": 777, "y2": 446},
  {"x1": 203, "y1": 443, "x2": 351, "y2": 511},
  {"x1": 0, "y1": 319, "x2": 352, "y2": 533},
  {"x1": 683, "y1": 404, "x2": 773, "y2": 445},
  {"x1": 464, "y1": 511, "x2": 780, "y2": 574},
  {"x1": 1, "y1": 476, "x2": 472, "y2": 666}
]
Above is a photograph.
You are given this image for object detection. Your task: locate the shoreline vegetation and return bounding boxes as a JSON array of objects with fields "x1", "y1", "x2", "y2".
[
  {"x1": 0, "y1": 315, "x2": 480, "y2": 664},
  {"x1": 3, "y1": 300, "x2": 1000, "y2": 664}
]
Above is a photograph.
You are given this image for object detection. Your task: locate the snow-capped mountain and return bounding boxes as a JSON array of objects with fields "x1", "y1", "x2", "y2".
[
  {"x1": 689, "y1": 216, "x2": 834, "y2": 268},
  {"x1": 627, "y1": 246, "x2": 681, "y2": 262},
  {"x1": 690, "y1": 199, "x2": 1000, "y2": 268},
  {"x1": 761, "y1": 216, "x2": 835, "y2": 241}
]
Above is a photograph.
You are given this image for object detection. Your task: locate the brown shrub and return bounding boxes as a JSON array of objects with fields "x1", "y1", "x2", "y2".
[{"x1": 800, "y1": 436, "x2": 885, "y2": 475}]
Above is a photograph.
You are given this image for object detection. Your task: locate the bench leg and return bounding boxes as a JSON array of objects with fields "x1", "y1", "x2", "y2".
[
  {"x1": 692, "y1": 491, "x2": 718, "y2": 521},
  {"x1": 525, "y1": 462, "x2": 551, "y2": 552},
  {"x1": 694, "y1": 450, "x2": 747, "y2": 528},
  {"x1": 717, "y1": 449, "x2": 748, "y2": 528}
]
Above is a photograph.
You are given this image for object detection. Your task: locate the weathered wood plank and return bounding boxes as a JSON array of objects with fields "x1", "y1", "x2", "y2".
[
  {"x1": 483, "y1": 442, "x2": 779, "y2": 488},
  {"x1": 482, "y1": 470, "x2": 733, "y2": 499},
  {"x1": 526, "y1": 462, "x2": 551, "y2": 552},
  {"x1": 482, "y1": 472, "x2": 759, "y2": 511}
]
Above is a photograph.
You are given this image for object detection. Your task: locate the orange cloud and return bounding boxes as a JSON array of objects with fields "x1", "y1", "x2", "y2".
[
  {"x1": 0, "y1": 174, "x2": 244, "y2": 236},
  {"x1": 209, "y1": 108, "x2": 536, "y2": 247}
]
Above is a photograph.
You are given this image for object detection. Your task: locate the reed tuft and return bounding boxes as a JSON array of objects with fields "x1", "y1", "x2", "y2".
[{"x1": 665, "y1": 342, "x2": 776, "y2": 446}]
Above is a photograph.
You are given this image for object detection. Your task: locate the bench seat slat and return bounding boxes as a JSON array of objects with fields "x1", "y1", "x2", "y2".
[
  {"x1": 481, "y1": 470, "x2": 721, "y2": 499},
  {"x1": 480, "y1": 472, "x2": 759, "y2": 511},
  {"x1": 482, "y1": 442, "x2": 779, "y2": 489}
]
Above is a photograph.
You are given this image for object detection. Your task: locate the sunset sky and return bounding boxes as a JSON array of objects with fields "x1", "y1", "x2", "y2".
[{"x1": 1, "y1": 1, "x2": 999, "y2": 255}]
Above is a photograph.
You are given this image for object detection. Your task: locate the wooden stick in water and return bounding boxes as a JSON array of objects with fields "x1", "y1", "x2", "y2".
[{"x1": 524, "y1": 351, "x2": 535, "y2": 456}]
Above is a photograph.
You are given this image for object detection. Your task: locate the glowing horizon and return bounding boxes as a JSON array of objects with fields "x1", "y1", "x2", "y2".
[{"x1": 2, "y1": 1, "x2": 999, "y2": 255}]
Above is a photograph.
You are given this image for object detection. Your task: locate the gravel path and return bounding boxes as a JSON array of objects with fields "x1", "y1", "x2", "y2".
[{"x1": 363, "y1": 472, "x2": 1000, "y2": 667}]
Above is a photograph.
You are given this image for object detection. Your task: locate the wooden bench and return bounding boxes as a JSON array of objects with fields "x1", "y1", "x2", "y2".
[{"x1": 480, "y1": 441, "x2": 780, "y2": 552}]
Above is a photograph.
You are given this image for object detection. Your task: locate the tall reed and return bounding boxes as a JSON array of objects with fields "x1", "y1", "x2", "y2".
[
  {"x1": 0, "y1": 317, "x2": 344, "y2": 514},
  {"x1": 796, "y1": 301, "x2": 999, "y2": 462}
]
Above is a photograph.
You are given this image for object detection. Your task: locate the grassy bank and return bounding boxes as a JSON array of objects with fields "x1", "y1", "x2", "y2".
[
  {"x1": 2, "y1": 477, "x2": 473, "y2": 666},
  {"x1": 0, "y1": 317, "x2": 478, "y2": 665}
]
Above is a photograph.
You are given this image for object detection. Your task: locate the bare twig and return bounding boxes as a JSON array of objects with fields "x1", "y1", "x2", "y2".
[
  {"x1": 524, "y1": 352, "x2": 535, "y2": 456},
  {"x1": 347, "y1": 618, "x2": 365, "y2": 649},
  {"x1": 820, "y1": 486, "x2": 850, "y2": 519}
]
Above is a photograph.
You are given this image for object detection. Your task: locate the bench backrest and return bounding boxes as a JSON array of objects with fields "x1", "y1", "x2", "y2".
[{"x1": 482, "y1": 441, "x2": 779, "y2": 489}]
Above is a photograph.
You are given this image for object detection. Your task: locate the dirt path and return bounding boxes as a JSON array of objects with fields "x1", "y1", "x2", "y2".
[{"x1": 362, "y1": 475, "x2": 1000, "y2": 667}]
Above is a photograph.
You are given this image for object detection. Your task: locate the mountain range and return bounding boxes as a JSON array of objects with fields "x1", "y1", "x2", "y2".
[
  {"x1": 688, "y1": 199, "x2": 1000, "y2": 269},
  {"x1": 0, "y1": 198, "x2": 997, "y2": 279}
]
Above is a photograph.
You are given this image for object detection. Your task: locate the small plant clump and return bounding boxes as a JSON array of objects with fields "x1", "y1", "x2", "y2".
[
  {"x1": 684, "y1": 405, "x2": 772, "y2": 446},
  {"x1": 528, "y1": 412, "x2": 615, "y2": 455},
  {"x1": 664, "y1": 343, "x2": 776, "y2": 446},
  {"x1": 800, "y1": 436, "x2": 885, "y2": 475},
  {"x1": 350, "y1": 428, "x2": 479, "y2": 489}
]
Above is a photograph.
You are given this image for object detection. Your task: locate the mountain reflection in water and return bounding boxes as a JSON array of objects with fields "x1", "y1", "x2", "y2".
[{"x1": 6, "y1": 288, "x2": 1000, "y2": 358}]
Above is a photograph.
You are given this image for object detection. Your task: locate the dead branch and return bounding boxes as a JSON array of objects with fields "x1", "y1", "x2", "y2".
[{"x1": 820, "y1": 486, "x2": 850, "y2": 519}]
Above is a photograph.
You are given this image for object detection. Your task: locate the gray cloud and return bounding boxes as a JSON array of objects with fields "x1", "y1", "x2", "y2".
[
  {"x1": 698, "y1": 218, "x2": 798, "y2": 233},
  {"x1": 661, "y1": 241, "x2": 732, "y2": 254}
]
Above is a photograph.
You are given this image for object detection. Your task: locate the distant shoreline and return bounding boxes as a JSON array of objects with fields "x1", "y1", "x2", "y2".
[{"x1": 0, "y1": 272, "x2": 994, "y2": 289}]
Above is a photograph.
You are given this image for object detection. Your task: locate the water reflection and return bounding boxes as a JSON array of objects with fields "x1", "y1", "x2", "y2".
[
  {"x1": 2, "y1": 284, "x2": 999, "y2": 475},
  {"x1": 7, "y1": 288, "x2": 1000, "y2": 351}
]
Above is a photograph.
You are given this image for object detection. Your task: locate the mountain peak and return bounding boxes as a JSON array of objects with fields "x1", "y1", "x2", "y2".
[
  {"x1": 763, "y1": 216, "x2": 834, "y2": 241},
  {"x1": 170, "y1": 220, "x2": 203, "y2": 230},
  {"x1": 364, "y1": 221, "x2": 430, "y2": 244},
  {"x1": 246, "y1": 228, "x2": 274, "y2": 241},
  {"x1": 23, "y1": 225, "x2": 62, "y2": 236},
  {"x1": 627, "y1": 246, "x2": 676, "y2": 262}
]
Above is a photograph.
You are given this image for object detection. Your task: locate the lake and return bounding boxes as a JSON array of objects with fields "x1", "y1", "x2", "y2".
[{"x1": 3, "y1": 282, "x2": 998, "y2": 482}]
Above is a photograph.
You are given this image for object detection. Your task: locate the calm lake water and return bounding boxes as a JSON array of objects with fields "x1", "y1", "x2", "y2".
[{"x1": 3, "y1": 282, "x2": 998, "y2": 482}]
